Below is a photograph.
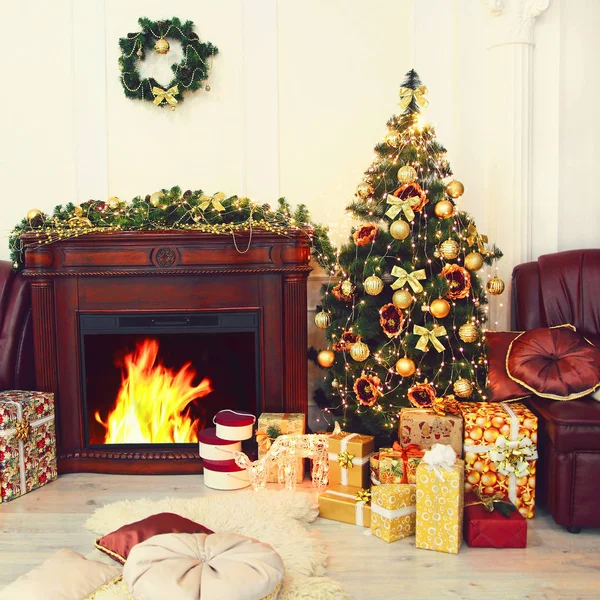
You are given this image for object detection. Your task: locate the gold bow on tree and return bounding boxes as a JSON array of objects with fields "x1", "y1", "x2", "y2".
[
  {"x1": 15, "y1": 419, "x2": 32, "y2": 442},
  {"x1": 466, "y1": 223, "x2": 489, "y2": 254},
  {"x1": 385, "y1": 195, "x2": 421, "y2": 222},
  {"x1": 414, "y1": 324, "x2": 447, "y2": 353},
  {"x1": 488, "y1": 435, "x2": 538, "y2": 478},
  {"x1": 355, "y1": 488, "x2": 371, "y2": 504},
  {"x1": 338, "y1": 450, "x2": 355, "y2": 470},
  {"x1": 199, "y1": 192, "x2": 226, "y2": 212},
  {"x1": 391, "y1": 266, "x2": 426, "y2": 294},
  {"x1": 152, "y1": 85, "x2": 179, "y2": 106},
  {"x1": 398, "y1": 85, "x2": 429, "y2": 111}
]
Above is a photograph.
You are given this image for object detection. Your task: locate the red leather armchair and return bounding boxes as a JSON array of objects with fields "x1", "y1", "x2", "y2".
[
  {"x1": 512, "y1": 249, "x2": 600, "y2": 532},
  {"x1": 0, "y1": 260, "x2": 34, "y2": 390}
]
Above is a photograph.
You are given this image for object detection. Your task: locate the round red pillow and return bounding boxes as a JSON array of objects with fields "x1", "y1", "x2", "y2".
[{"x1": 507, "y1": 325, "x2": 600, "y2": 401}]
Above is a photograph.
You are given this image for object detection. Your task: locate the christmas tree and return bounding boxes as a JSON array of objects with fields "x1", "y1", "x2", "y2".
[{"x1": 311, "y1": 70, "x2": 503, "y2": 444}]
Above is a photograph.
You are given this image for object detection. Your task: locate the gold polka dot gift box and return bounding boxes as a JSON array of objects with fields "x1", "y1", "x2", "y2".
[
  {"x1": 370, "y1": 483, "x2": 416, "y2": 543},
  {"x1": 459, "y1": 402, "x2": 538, "y2": 519},
  {"x1": 416, "y1": 444, "x2": 464, "y2": 554}
]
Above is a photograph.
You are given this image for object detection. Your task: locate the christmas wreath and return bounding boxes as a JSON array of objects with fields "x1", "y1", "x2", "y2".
[{"x1": 119, "y1": 17, "x2": 218, "y2": 108}]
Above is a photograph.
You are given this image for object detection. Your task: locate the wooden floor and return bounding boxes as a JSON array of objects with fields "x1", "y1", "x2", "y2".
[{"x1": 1, "y1": 473, "x2": 599, "y2": 599}]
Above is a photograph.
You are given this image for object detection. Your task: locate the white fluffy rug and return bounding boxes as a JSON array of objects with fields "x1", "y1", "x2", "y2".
[{"x1": 85, "y1": 490, "x2": 349, "y2": 600}]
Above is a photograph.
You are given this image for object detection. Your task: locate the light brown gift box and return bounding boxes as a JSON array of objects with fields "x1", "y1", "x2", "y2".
[
  {"x1": 318, "y1": 484, "x2": 371, "y2": 527},
  {"x1": 328, "y1": 430, "x2": 374, "y2": 488},
  {"x1": 399, "y1": 407, "x2": 463, "y2": 457}
]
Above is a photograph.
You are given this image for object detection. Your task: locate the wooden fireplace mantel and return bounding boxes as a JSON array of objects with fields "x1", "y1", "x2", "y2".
[{"x1": 21, "y1": 230, "x2": 312, "y2": 474}]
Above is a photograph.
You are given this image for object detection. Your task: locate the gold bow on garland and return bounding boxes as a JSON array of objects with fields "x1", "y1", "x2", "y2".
[
  {"x1": 390, "y1": 266, "x2": 426, "y2": 294},
  {"x1": 152, "y1": 85, "x2": 179, "y2": 106},
  {"x1": 398, "y1": 85, "x2": 429, "y2": 111},
  {"x1": 199, "y1": 192, "x2": 226, "y2": 212},
  {"x1": 355, "y1": 488, "x2": 371, "y2": 504},
  {"x1": 432, "y1": 395, "x2": 460, "y2": 416},
  {"x1": 488, "y1": 435, "x2": 538, "y2": 478},
  {"x1": 466, "y1": 224, "x2": 490, "y2": 255},
  {"x1": 15, "y1": 419, "x2": 32, "y2": 442},
  {"x1": 385, "y1": 195, "x2": 421, "y2": 222},
  {"x1": 338, "y1": 450, "x2": 355, "y2": 470},
  {"x1": 414, "y1": 324, "x2": 447, "y2": 353}
]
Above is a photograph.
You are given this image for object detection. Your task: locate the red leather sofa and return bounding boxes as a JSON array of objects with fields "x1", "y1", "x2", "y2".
[
  {"x1": 512, "y1": 249, "x2": 600, "y2": 532},
  {"x1": 0, "y1": 260, "x2": 34, "y2": 391}
]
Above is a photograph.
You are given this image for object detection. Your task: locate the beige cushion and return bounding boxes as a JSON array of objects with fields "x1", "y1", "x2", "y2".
[
  {"x1": 0, "y1": 548, "x2": 121, "y2": 600},
  {"x1": 124, "y1": 532, "x2": 284, "y2": 600}
]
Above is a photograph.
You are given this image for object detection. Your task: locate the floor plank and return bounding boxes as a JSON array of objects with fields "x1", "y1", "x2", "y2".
[{"x1": 1, "y1": 473, "x2": 599, "y2": 599}]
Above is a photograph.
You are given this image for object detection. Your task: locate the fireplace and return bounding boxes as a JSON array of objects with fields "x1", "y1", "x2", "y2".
[
  {"x1": 21, "y1": 230, "x2": 311, "y2": 474},
  {"x1": 80, "y1": 311, "x2": 259, "y2": 448}
]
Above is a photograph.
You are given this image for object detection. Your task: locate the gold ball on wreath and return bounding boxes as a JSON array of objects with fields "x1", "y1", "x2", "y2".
[
  {"x1": 434, "y1": 200, "x2": 454, "y2": 219},
  {"x1": 445, "y1": 180, "x2": 465, "y2": 199},
  {"x1": 397, "y1": 165, "x2": 417, "y2": 184},
  {"x1": 26, "y1": 209, "x2": 43, "y2": 224},
  {"x1": 430, "y1": 298, "x2": 451, "y2": 319},
  {"x1": 395, "y1": 357, "x2": 416, "y2": 377},
  {"x1": 150, "y1": 192, "x2": 165, "y2": 207},
  {"x1": 440, "y1": 239, "x2": 460, "y2": 260},
  {"x1": 392, "y1": 289, "x2": 412, "y2": 309},
  {"x1": 356, "y1": 182, "x2": 373, "y2": 199},
  {"x1": 487, "y1": 276, "x2": 506, "y2": 296},
  {"x1": 154, "y1": 38, "x2": 170, "y2": 55},
  {"x1": 465, "y1": 252, "x2": 484, "y2": 271},
  {"x1": 317, "y1": 350, "x2": 335, "y2": 368},
  {"x1": 350, "y1": 341, "x2": 370, "y2": 362},
  {"x1": 363, "y1": 275, "x2": 384, "y2": 296},
  {"x1": 458, "y1": 323, "x2": 479, "y2": 343},
  {"x1": 453, "y1": 378, "x2": 473, "y2": 398},
  {"x1": 390, "y1": 220, "x2": 410, "y2": 240},
  {"x1": 107, "y1": 196, "x2": 121, "y2": 209},
  {"x1": 314, "y1": 311, "x2": 331, "y2": 330}
]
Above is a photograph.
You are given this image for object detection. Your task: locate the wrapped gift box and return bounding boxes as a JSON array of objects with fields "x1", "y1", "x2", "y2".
[
  {"x1": 399, "y1": 408, "x2": 463, "y2": 457},
  {"x1": 328, "y1": 430, "x2": 374, "y2": 488},
  {"x1": 370, "y1": 445, "x2": 423, "y2": 486},
  {"x1": 415, "y1": 453, "x2": 464, "y2": 554},
  {"x1": 460, "y1": 402, "x2": 538, "y2": 519},
  {"x1": 257, "y1": 413, "x2": 305, "y2": 483},
  {"x1": 370, "y1": 483, "x2": 416, "y2": 543},
  {"x1": 463, "y1": 492, "x2": 527, "y2": 548},
  {"x1": 318, "y1": 484, "x2": 371, "y2": 527},
  {"x1": 0, "y1": 391, "x2": 57, "y2": 502}
]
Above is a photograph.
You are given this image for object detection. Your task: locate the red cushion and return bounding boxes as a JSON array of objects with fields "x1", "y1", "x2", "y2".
[
  {"x1": 485, "y1": 332, "x2": 530, "y2": 402},
  {"x1": 507, "y1": 326, "x2": 600, "y2": 401},
  {"x1": 95, "y1": 512, "x2": 213, "y2": 564},
  {"x1": 214, "y1": 410, "x2": 255, "y2": 427}
]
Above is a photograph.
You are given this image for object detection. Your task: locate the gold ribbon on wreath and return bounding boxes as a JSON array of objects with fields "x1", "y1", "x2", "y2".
[
  {"x1": 355, "y1": 488, "x2": 371, "y2": 504},
  {"x1": 385, "y1": 194, "x2": 421, "y2": 222},
  {"x1": 152, "y1": 85, "x2": 179, "y2": 106},
  {"x1": 15, "y1": 419, "x2": 31, "y2": 442},
  {"x1": 466, "y1": 223, "x2": 489, "y2": 254},
  {"x1": 414, "y1": 324, "x2": 447, "y2": 353},
  {"x1": 390, "y1": 266, "x2": 426, "y2": 294},
  {"x1": 199, "y1": 192, "x2": 226, "y2": 212},
  {"x1": 338, "y1": 450, "x2": 356, "y2": 470},
  {"x1": 398, "y1": 85, "x2": 429, "y2": 111}
]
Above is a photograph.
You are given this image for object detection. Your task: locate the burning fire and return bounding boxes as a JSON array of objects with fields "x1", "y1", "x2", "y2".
[{"x1": 95, "y1": 339, "x2": 212, "y2": 444}]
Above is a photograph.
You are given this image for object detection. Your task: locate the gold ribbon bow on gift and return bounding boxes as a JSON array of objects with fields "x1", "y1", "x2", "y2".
[
  {"x1": 199, "y1": 192, "x2": 226, "y2": 212},
  {"x1": 338, "y1": 450, "x2": 355, "y2": 470},
  {"x1": 398, "y1": 85, "x2": 429, "y2": 111},
  {"x1": 152, "y1": 85, "x2": 179, "y2": 106},
  {"x1": 488, "y1": 435, "x2": 538, "y2": 478},
  {"x1": 390, "y1": 266, "x2": 426, "y2": 294},
  {"x1": 466, "y1": 223, "x2": 489, "y2": 254},
  {"x1": 414, "y1": 324, "x2": 447, "y2": 353},
  {"x1": 15, "y1": 419, "x2": 32, "y2": 442},
  {"x1": 256, "y1": 430, "x2": 274, "y2": 453},
  {"x1": 432, "y1": 395, "x2": 460, "y2": 416},
  {"x1": 385, "y1": 194, "x2": 421, "y2": 222},
  {"x1": 465, "y1": 490, "x2": 517, "y2": 517},
  {"x1": 355, "y1": 488, "x2": 371, "y2": 504}
]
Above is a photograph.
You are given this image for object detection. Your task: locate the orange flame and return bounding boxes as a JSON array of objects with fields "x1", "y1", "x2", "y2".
[{"x1": 94, "y1": 339, "x2": 212, "y2": 444}]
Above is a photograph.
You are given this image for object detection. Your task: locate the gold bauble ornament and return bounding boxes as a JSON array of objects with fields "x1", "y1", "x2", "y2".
[
  {"x1": 332, "y1": 378, "x2": 339, "y2": 388},
  {"x1": 454, "y1": 378, "x2": 473, "y2": 398},
  {"x1": 150, "y1": 192, "x2": 165, "y2": 207},
  {"x1": 487, "y1": 276, "x2": 506, "y2": 296},
  {"x1": 434, "y1": 199, "x2": 454, "y2": 219},
  {"x1": 397, "y1": 165, "x2": 417, "y2": 184},
  {"x1": 458, "y1": 323, "x2": 479, "y2": 343},
  {"x1": 445, "y1": 180, "x2": 465, "y2": 198},
  {"x1": 350, "y1": 340, "x2": 370, "y2": 362},
  {"x1": 356, "y1": 182, "x2": 373, "y2": 199},
  {"x1": 392, "y1": 289, "x2": 412, "y2": 309},
  {"x1": 465, "y1": 252, "x2": 484, "y2": 271},
  {"x1": 389, "y1": 220, "x2": 410, "y2": 240},
  {"x1": 314, "y1": 311, "x2": 331, "y2": 330},
  {"x1": 363, "y1": 275, "x2": 384, "y2": 296},
  {"x1": 384, "y1": 131, "x2": 400, "y2": 147},
  {"x1": 107, "y1": 196, "x2": 121, "y2": 209},
  {"x1": 430, "y1": 298, "x2": 451, "y2": 319},
  {"x1": 395, "y1": 357, "x2": 416, "y2": 377},
  {"x1": 317, "y1": 349, "x2": 335, "y2": 368},
  {"x1": 73, "y1": 205, "x2": 83, "y2": 217},
  {"x1": 26, "y1": 209, "x2": 43, "y2": 224},
  {"x1": 440, "y1": 239, "x2": 460, "y2": 260},
  {"x1": 154, "y1": 38, "x2": 170, "y2": 55},
  {"x1": 341, "y1": 280, "x2": 354, "y2": 296}
]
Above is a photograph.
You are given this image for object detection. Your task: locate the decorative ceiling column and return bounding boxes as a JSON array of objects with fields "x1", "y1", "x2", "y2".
[{"x1": 481, "y1": 0, "x2": 550, "y2": 329}]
